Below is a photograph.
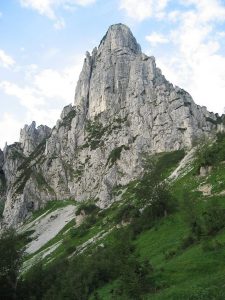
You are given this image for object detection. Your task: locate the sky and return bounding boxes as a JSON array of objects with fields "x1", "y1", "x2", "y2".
[{"x1": 0, "y1": 0, "x2": 225, "y2": 149}]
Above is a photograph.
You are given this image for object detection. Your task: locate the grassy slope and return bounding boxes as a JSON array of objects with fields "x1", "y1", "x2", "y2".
[
  {"x1": 21, "y1": 142, "x2": 225, "y2": 299},
  {"x1": 94, "y1": 149, "x2": 225, "y2": 299},
  {"x1": 22, "y1": 199, "x2": 122, "y2": 269}
]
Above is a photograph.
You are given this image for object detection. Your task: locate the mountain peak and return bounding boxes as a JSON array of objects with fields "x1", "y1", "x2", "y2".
[
  {"x1": 99, "y1": 23, "x2": 141, "y2": 54},
  {"x1": 2, "y1": 23, "x2": 222, "y2": 228}
]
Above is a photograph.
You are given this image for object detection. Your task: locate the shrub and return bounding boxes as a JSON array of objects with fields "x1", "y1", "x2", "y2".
[
  {"x1": 20, "y1": 228, "x2": 154, "y2": 300},
  {"x1": 114, "y1": 204, "x2": 140, "y2": 224},
  {"x1": 71, "y1": 214, "x2": 98, "y2": 238},
  {"x1": 201, "y1": 239, "x2": 223, "y2": 252},
  {"x1": 85, "y1": 119, "x2": 107, "y2": 150},
  {"x1": 106, "y1": 145, "x2": 129, "y2": 167},
  {"x1": 180, "y1": 191, "x2": 203, "y2": 241},
  {"x1": 202, "y1": 199, "x2": 225, "y2": 236},
  {"x1": 180, "y1": 234, "x2": 196, "y2": 250},
  {"x1": 0, "y1": 230, "x2": 24, "y2": 300},
  {"x1": 76, "y1": 202, "x2": 99, "y2": 216},
  {"x1": 196, "y1": 133, "x2": 225, "y2": 169},
  {"x1": 164, "y1": 248, "x2": 177, "y2": 260}
]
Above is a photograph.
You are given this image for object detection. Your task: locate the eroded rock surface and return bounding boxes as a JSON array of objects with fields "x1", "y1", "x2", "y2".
[
  {"x1": 20, "y1": 121, "x2": 51, "y2": 156},
  {"x1": 1, "y1": 24, "x2": 221, "y2": 227}
]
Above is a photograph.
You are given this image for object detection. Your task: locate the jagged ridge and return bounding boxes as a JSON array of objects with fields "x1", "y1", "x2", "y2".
[{"x1": 1, "y1": 24, "x2": 224, "y2": 227}]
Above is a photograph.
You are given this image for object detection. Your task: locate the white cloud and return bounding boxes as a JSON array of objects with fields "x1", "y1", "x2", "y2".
[
  {"x1": 54, "y1": 17, "x2": 65, "y2": 30},
  {"x1": 33, "y1": 65, "x2": 81, "y2": 100},
  {"x1": 0, "y1": 49, "x2": 15, "y2": 68},
  {"x1": 168, "y1": 10, "x2": 180, "y2": 22},
  {"x1": 19, "y1": 0, "x2": 96, "y2": 28},
  {"x1": 0, "y1": 55, "x2": 83, "y2": 107},
  {"x1": 0, "y1": 55, "x2": 83, "y2": 147},
  {"x1": 184, "y1": 0, "x2": 225, "y2": 22},
  {"x1": 20, "y1": 0, "x2": 55, "y2": 19},
  {"x1": 119, "y1": 0, "x2": 169, "y2": 21},
  {"x1": 0, "y1": 113, "x2": 23, "y2": 149},
  {"x1": 146, "y1": 33, "x2": 169, "y2": 46},
  {"x1": 150, "y1": 0, "x2": 225, "y2": 114}
]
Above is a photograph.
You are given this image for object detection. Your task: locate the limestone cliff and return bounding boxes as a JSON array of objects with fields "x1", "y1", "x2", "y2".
[
  {"x1": 0, "y1": 149, "x2": 6, "y2": 211},
  {"x1": 1, "y1": 24, "x2": 222, "y2": 227},
  {"x1": 20, "y1": 121, "x2": 51, "y2": 156}
]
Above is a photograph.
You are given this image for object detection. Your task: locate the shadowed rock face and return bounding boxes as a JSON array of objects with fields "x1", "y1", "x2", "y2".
[
  {"x1": 1, "y1": 24, "x2": 220, "y2": 227},
  {"x1": 0, "y1": 149, "x2": 6, "y2": 203},
  {"x1": 0, "y1": 149, "x2": 3, "y2": 169}
]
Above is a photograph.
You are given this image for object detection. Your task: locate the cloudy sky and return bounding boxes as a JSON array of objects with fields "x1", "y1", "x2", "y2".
[{"x1": 1, "y1": 0, "x2": 225, "y2": 148}]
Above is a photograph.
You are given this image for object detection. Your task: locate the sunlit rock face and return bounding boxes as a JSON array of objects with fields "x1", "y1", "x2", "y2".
[
  {"x1": 1, "y1": 24, "x2": 219, "y2": 227},
  {"x1": 20, "y1": 121, "x2": 51, "y2": 156}
]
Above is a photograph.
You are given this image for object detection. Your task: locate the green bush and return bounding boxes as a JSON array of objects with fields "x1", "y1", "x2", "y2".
[
  {"x1": 180, "y1": 191, "x2": 203, "y2": 242},
  {"x1": 71, "y1": 214, "x2": 98, "y2": 238},
  {"x1": 164, "y1": 248, "x2": 177, "y2": 260},
  {"x1": 114, "y1": 204, "x2": 140, "y2": 224},
  {"x1": 106, "y1": 145, "x2": 129, "y2": 167},
  {"x1": 0, "y1": 230, "x2": 25, "y2": 300},
  {"x1": 201, "y1": 238, "x2": 223, "y2": 252},
  {"x1": 59, "y1": 109, "x2": 76, "y2": 129},
  {"x1": 180, "y1": 234, "x2": 197, "y2": 250},
  {"x1": 202, "y1": 199, "x2": 225, "y2": 236},
  {"x1": 19, "y1": 228, "x2": 154, "y2": 300},
  {"x1": 170, "y1": 285, "x2": 225, "y2": 300},
  {"x1": 85, "y1": 119, "x2": 107, "y2": 150},
  {"x1": 180, "y1": 192, "x2": 225, "y2": 249},
  {"x1": 76, "y1": 202, "x2": 99, "y2": 216},
  {"x1": 196, "y1": 133, "x2": 225, "y2": 168}
]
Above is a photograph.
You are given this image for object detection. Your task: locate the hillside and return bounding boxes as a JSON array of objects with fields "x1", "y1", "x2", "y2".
[
  {"x1": 1, "y1": 23, "x2": 225, "y2": 300},
  {"x1": 1, "y1": 133, "x2": 225, "y2": 299},
  {"x1": 0, "y1": 24, "x2": 222, "y2": 228}
]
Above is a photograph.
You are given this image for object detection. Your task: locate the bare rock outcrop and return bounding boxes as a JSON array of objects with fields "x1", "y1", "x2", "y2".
[
  {"x1": 20, "y1": 121, "x2": 51, "y2": 156},
  {"x1": 1, "y1": 24, "x2": 221, "y2": 227}
]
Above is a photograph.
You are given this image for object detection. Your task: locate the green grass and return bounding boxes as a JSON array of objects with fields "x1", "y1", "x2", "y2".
[
  {"x1": 135, "y1": 214, "x2": 188, "y2": 266},
  {"x1": 23, "y1": 199, "x2": 123, "y2": 268},
  {"x1": 93, "y1": 208, "x2": 225, "y2": 299},
  {"x1": 90, "y1": 150, "x2": 225, "y2": 299},
  {"x1": 21, "y1": 147, "x2": 225, "y2": 299},
  {"x1": 207, "y1": 163, "x2": 225, "y2": 193}
]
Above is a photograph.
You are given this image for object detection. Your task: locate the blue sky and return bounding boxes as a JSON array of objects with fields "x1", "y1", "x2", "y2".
[{"x1": 0, "y1": 0, "x2": 225, "y2": 148}]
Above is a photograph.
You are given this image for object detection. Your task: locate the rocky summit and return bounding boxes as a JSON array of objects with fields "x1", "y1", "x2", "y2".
[{"x1": 0, "y1": 24, "x2": 223, "y2": 227}]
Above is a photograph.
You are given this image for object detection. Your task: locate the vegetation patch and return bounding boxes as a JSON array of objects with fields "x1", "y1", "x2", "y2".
[
  {"x1": 106, "y1": 145, "x2": 130, "y2": 167},
  {"x1": 34, "y1": 172, "x2": 55, "y2": 194},
  {"x1": 59, "y1": 109, "x2": 76, "y2": 130},
  {"x1": 76, "y1": 202, "x2": 99, "y2": 216},
  {"x1": 27, "y1": 199, "x2": 76, "y2": 223},
  {"x1": 85, "y1": 119, "x2": 108, "y2": 150},
  {"x1": 0, "y1": 171, "x2": 6, "y2": 194},
  {"x1": 8, "y1": 149, "x2": 25, "y2": 160},
  {"x1": 196, "y1": 132, "x2": 225, "y2": 168},
  {"x1": 13, "y1": 140, "x2": 47, "y2": 195},
  {"x1": 82, "y1": 115, "x2": 129, "y2": 151},
  {"x1": 2, "y1": 147, "x2": 225, "y2": 300}
]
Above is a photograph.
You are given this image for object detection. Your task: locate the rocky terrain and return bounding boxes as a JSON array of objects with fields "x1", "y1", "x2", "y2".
[{"x1": 0, "y1": 23, "x2": 224, "y2": 228}]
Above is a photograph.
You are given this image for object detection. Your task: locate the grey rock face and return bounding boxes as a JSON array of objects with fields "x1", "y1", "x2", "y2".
[
  {"x1": 20, "y1": 121, "x2": 51, "y2": 156},
  {"x1": 0, "y1": 149, "x2": 3, "y2": 170},
  {"x1": 0, "y1": 149, "x2": 5, "y2": 203},
  {"x1": 1, "y1": 23, "x2": 221, "y2": 227},
  {"x1": 3, "y1": 143, "x2": 24, "y2": 188}
]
